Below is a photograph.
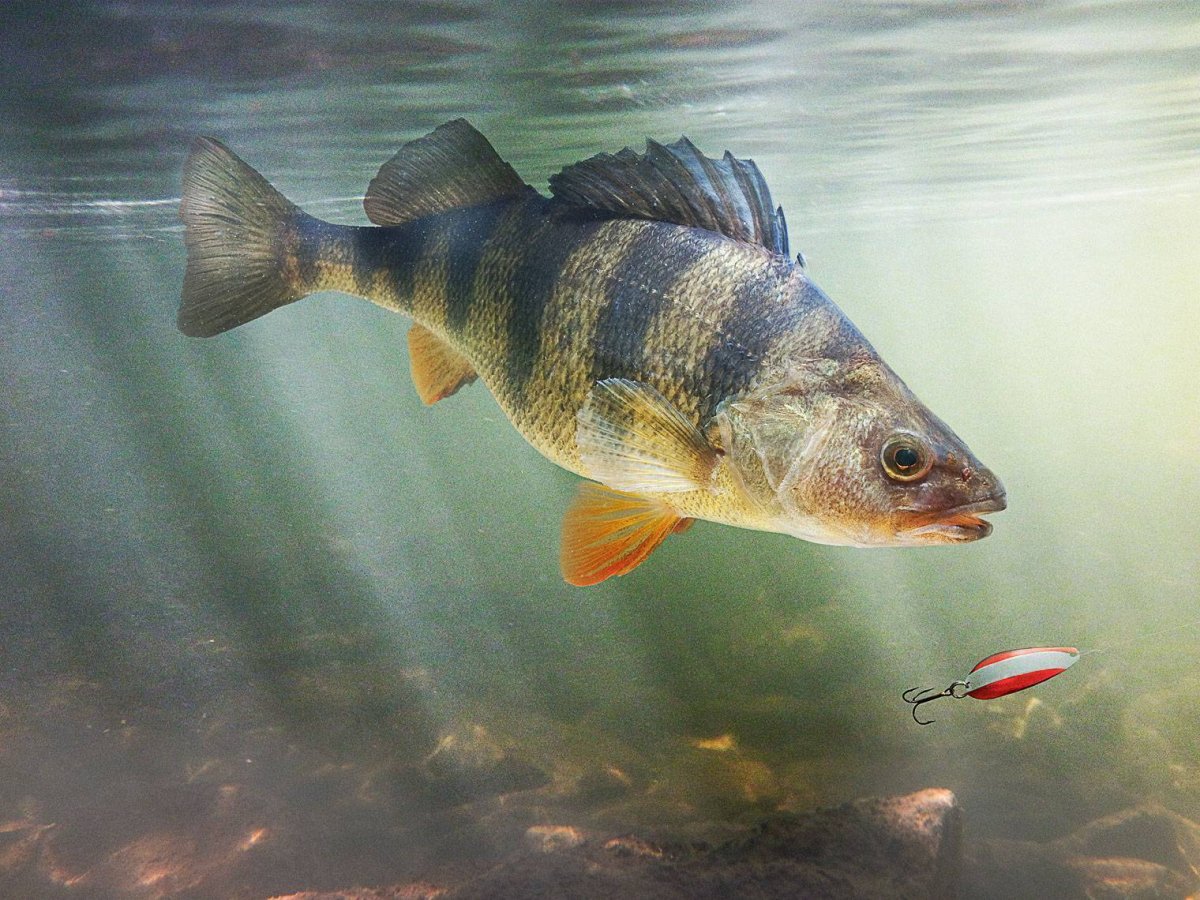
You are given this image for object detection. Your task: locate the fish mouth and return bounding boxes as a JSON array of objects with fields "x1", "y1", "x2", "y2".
[{"x1": 905, "y1": 496, "x2": 1007, "y2": 543}]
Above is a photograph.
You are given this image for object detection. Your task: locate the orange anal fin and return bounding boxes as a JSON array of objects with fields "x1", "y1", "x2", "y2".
[
  {"x1": 408, "y1": 323, "x2": 477, "y2": 405},
  {"x1": 672, "y1": 517, "x2": 695, "y2": 535},
  {"x1": 561, "y1": 483, "x2": 687, "y2": 586}
]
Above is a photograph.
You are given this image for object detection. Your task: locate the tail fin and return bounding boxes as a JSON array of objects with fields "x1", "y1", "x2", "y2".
[{"x1": 178, "y1": 138, "x2": 303, "y2": 337}]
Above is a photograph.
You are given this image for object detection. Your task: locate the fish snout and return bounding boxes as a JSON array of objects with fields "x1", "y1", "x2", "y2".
[{"x1": 904, "y1": 466, "x2": 1006, "y2": 543}]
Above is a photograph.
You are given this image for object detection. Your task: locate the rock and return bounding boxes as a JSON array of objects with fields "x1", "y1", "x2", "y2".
[
  {"x1": 1054, "y1": 805, "x2": 1200, "y2": 899},
  {"x1": 1055, "y1": 805, "x2": 1200, "y2": 877},
  {"x1": 1064, "y1": 855, "x2": 1191, "y2": 899},
  {"x1": 267, "y1": 884, "x2": 446, "y2": 900},
  {"x1": 416, "y1": 723, "x2": 551, "y2": 807},
  {"x1": 966, "y1": 838, "x2": 1113, "y2": 899},
  {"x1": 571, "y1": 766, "x2": 634, "y2": 804},
  {"x1": 0, "y1": 818, "x2": 53, "y2": 885},
  {"x1": 442, "y1": 788, "x2": 962, "y2": 899},
  {"x1": 964, "y1": 805, "x2": 1200, "y2": 899},
  {"x1": 523, "y1": 825, "x2": 585, "y2": 853}
]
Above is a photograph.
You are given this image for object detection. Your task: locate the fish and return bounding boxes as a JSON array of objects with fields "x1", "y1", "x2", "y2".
[{"x1": 178, "y1": 119, "x2": 1005, "y2": 586}]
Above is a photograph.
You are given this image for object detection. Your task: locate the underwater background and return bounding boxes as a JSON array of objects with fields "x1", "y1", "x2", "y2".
[{"x1": 2, "y1": 1, "x2": 1198, "y2": 896}]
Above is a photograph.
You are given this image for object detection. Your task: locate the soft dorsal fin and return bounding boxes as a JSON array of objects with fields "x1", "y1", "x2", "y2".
[
  {"x1": 407, "y1": 323, "x2": 477, "y2": 404},
  {"x1": 364, "y1": 119, "x2": 530, "y2": 226},
  {"x1": 548, "y1": 137, "x2": 789, "y2": 256}
]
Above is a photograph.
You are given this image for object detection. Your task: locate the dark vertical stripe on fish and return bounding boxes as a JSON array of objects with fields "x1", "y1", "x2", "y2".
[
  {"x1": 346, "y1": 224, "x2": 380, "y2": 297},
  {"x1": 503, "y1": 202, "x2": 607, "y2": 390},
  {"x1": 444, "y1": 199, "x2": 517, "y2": 334},
  {"x1": 590, "y1": 224, "x2": 712, "y2": 381},
  {"x1": 290, "y1": 210, "x2": 330, "y2": 289},
  {"x1": 697, "y1": 259, "x2": 804, "y2": 419},
  {"x1": 353, "y1": 218, "x2": 432, "y2": 309}
]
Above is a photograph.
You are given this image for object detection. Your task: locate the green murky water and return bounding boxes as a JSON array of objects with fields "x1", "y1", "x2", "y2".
[{"x1": 2, "y1": 1, "x2": 1199, "y2": 896}]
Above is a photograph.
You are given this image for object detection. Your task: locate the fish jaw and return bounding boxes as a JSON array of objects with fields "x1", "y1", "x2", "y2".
[{"x1": 900, "y1": 491, "x2": 1007, "y2": 544}]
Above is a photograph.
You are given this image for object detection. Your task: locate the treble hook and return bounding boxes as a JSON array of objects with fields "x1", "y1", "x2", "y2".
[{"x1": 902, "y1": 681, "x2": 969, "y2": 725}]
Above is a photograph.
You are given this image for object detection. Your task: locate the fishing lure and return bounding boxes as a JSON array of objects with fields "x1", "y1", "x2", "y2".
[{"x1": 903, "y1": 646, "x2": 1079, "y2": 724}]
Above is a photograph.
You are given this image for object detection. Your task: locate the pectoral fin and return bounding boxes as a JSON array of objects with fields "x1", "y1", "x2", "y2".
[
  {"x1": 577, "y1": 378, "x2": 719, "y2": 494},
  {"x1": 561, "y1": 483, "x2": 692, "y2": 586},
  {"x1": 408, "y1": 324, "x2": 477, "y2": 405}
]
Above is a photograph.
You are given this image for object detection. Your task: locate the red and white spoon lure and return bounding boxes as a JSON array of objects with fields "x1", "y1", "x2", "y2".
[{"x1": 903, "y1": 647, "x2": 1079, "y2": 725}]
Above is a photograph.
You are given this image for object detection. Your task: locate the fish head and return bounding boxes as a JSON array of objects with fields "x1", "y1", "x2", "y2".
[{"x1": 712, "y1": 356, "x2": 1005, "y2": 547}]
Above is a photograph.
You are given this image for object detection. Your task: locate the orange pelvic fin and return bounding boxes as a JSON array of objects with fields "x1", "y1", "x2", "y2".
[
  {"x1": 560, "y1": 482, "x2": 690, "y2": 586},
  {"x1": 408, "y1": 324, "x2": 478, "y2": 405}
]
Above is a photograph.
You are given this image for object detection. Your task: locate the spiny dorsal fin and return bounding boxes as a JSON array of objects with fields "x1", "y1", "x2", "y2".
[
  {"x1": 576, "y1": 378, "x2": 720, "y2": 494},
  {"x1": 549, "y1": 137, "x2": 789, "y2": 257},
  {"x1": 407, "y1": 323, "x2": 477, "y2": 404},
  {"x1": 364, "y1": 119, "x2": 530, "y2": 226}
]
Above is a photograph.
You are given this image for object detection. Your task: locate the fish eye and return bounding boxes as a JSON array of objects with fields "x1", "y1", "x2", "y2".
[{"x1": 881, "y1": 434, "x2": 933, "y2": 482}]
